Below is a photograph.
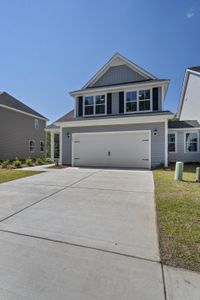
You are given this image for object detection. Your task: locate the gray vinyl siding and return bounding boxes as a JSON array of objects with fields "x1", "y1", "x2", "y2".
[
  {"x1": 90, "y1": 65, "x2": 147, "y2": 87},
  {"x1": 0, "y1": 107, "x2": 46, "y2": 161},
  {"x1": 61, "y1": 122, "x2": 166, "y2": 167},
  {"x1": 168, "y1": 130, "x2": 200, "y2": 163},
  {"x1": 76, "y1": 88, "x2": 163, "y2": 117}
]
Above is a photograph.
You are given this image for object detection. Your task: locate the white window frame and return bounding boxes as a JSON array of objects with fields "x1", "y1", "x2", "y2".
[
  {"x1": 83, "y1": 93, "x2": 107, "y2": 117},
  {"x1": 40, "y1": 140, "x2": 45, "y2": 153},
  {"x1": 184, "y1": 131, "x2": 199, "y2": 153},
  {"x1": 29, "y1": 140, "x2": 35, "y2": 153},
  {"x1": 124, "y1": 88, "x2": 152, "y2": 114},
  {"x1": 168, "y1": 132, "x2": 177, "y2": 153},
  {"x1": 35, "y1": 119, "x2": 39, "y2": 129}
]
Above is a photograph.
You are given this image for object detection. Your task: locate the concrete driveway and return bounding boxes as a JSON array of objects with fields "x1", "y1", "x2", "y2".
[{"x1": 0, "y1": 168, "x2": 198, "y2": 299}]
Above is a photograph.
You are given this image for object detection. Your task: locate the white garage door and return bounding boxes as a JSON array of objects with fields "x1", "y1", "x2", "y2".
[{"x1": 72, "y1": 131, "x2": 151, "y2": 169}]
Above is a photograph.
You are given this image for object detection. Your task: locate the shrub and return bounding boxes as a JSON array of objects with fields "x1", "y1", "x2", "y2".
[
  {"x1": 25, "y1": 157, "x2": 33, "y2": 166},
  {"x1": 36, "y1": 158, "x2": 45, "y2": 165},
  {"x1": 13, "y1": 158, "x2": 22, "y2": 168},
  {"x1": 44, "y1": 157, "x2": 52, "y2": 164},
  {"x1": 1, "y1": 160, "x2": 10, "y2": 168}
]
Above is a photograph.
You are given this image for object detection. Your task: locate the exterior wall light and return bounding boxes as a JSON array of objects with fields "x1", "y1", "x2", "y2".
[
  {"x1": 153, "y1": 129, "x2": 158, "y2": 136},
  {"x1": 67, "y1": 132, "x2": 70, "y2": 138}
]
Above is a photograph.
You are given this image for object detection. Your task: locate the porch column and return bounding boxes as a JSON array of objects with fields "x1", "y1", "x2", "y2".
[
  {"x1": 165, "y1": 120, "x2": 168, "y2": 167},
  {"x1": 51, "y1": 131, "x2": 55, "y2": 161},
  {"x1": 59, "y1": 127, "x2": 62, "y2": 165}
]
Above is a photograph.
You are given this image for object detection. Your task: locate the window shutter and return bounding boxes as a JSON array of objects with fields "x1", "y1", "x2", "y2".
[
  {"x1": 78, "y1": 96, "x2": 83, "y2": 116},
  {"x1": 107, "y1": 93, "x2": 112, "y2": 114},
  {"x1": 119, "y1": 92, "x2": 124, "y2": 113},
  {"x1": 153, "y1": 88, "x2": 159, "y2": 111}
]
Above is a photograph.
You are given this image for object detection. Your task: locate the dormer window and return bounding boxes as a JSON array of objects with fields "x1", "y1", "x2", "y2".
[
  {"x1": 84, "y1": 96, "x2": 94, "y2": 115},
  {"x1": 95, "y1": 95, "x2": 105, "y2": 114},
  {"x1": 125, "y1": 88, "x2": 152, "y2": 113},
  {"x1": 126, "y1": 91, "x2": 137, "y2": 112},
  {"x1": 139, "y1": 89, "x2": 151, "y2": 111},
  {"x1": 84, "y1": 94, "x2": 106, "y2": 116}
]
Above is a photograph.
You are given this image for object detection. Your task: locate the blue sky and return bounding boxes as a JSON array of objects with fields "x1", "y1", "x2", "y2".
[{"x1": 0, "y1": 0, "x2": 199, "y2": 123}]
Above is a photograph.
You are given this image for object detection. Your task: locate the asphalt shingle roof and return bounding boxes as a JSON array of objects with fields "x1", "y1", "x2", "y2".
[
  {"x1": 168, "y1": 120, "x2": 200, "y2": 129},
  {"x1": 54, "y1": 110, "x2": 173, "y2": 123},
  {"x1": 0, "y1": 92, "x2": 47, "y2": 120},
  {"x1": 188, "y1": 66, "x2": 200, "y2": 73}
]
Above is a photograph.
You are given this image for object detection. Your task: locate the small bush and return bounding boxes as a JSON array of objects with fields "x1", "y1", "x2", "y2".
[
  {"x1": 36, "y1": 158, "x2": 45, "y2": 165},
  {"x1": 44, "y1": 157, "x2": 52, "y2": 164},
  {"x1": 1, "y1": 160, "x2": 10, "y2": 168},
  {"x1": 13, "y1": 158, "x2": 22, "y2": 168},
  {"x1": 25, "y1": 157, "x2": 33, "y2": 166}
]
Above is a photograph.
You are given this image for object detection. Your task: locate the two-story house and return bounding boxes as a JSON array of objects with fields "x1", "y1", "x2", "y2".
[
  {"x1": 0, "y1": 92, "x2": 48, "y2": 161},
  {"x1": 47, "y1": 53, "x2": 174, "y2": 169},
  {"x1": 167, "y1": 66, "x2": 200, "y2": 163}
]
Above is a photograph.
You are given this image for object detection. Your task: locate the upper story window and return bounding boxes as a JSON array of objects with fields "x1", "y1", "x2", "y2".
[
  {"x1": 125, "y1": 89, "x2": 151, "y2": 113},
  {"x1": 126, "y1": 91, "x2": 137, "y2": 112},
  {"x1": 139, "y1": 89, "x2": 151, "y2": 111},
  {"x1": 35, "y1": 119, "x2": 39, "y2": 129},
  {"x1": 185, "y1": 132, "x2": 198, "y2": 153},
  {"x1": 84, "y1": 94, "x2": 106, "y2": 116},
  {"x1": 84, "y1": 96, "x2": 94, "y2": 115},
  {"x1": 29, "y1": 140, "x2": 35, "y2": 153},
  {"x1": 95, "y1": 95, "x2": 105, "y2": 114},
  {"x1": 168, "y1": 133, "x2": 177, "y2": 152}
]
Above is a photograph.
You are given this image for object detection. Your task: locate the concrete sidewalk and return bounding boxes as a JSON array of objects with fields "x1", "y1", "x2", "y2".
[{"x1": 0, "y1": 168, "x2": 199, "y2": 299}]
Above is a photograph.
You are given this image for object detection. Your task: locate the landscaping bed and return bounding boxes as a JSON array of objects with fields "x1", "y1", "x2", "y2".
[
  {"x1": 0, "y1": 169, "x2": 43, "y2": 184},
  {"x1": 154, "y1": 164, "x2": 200, "y2": 272}
]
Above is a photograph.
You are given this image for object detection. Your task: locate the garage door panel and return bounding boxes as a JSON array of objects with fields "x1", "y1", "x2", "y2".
[{"x1": 73, "y1": 131, "x2": 150, "y2": 169}]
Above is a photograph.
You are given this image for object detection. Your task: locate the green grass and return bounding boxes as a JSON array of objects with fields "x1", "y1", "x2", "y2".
[
  {"x1": 154, "y1": 164, "x2": 200, "y2": 272},
  {"x1": 0, "y1": 169, "x2": 43, "y2": 184}
]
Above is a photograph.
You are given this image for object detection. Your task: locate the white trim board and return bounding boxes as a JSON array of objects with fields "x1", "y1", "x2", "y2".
[
  {"x1": 70, "y1": 80, "x2": 169, "y2": 97},
  {"x1": 0, "y1": 104, "x2": 48, "y2": 121},
  {"x1": 56, "y1": 114, "x2": 173, "y2": 128}
]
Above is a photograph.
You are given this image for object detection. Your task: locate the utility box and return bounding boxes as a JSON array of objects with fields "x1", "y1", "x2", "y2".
[
  {"x1": 174, "y1": 162, "x2": 184, "y2": 181},
  {"x1": 196, "y1": 167, "x2": 200, "y2": 182}
]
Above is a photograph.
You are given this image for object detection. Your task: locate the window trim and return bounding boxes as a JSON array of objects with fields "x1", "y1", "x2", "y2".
[
  {"x1": 29, "y1": 140, "x2": 35, "y2": 153},
  {"x1": 184, "y1": 131, "x2": 199, "y2": 153},
  {"x1": 124, "y1": 88, "x2": 152, "y2": 114},
  {"x1": 40, "y1": 140, "x2": 45, "y2": 153},
  {"x1": 83, "y1": 93, "x2": 107, "y2": 117},
  {"x1": 168, "y1": 132, "x2": 177, "y2": 153},
  {"x1": 35, "y1": 119, "x2": 39, "y2": 129}
]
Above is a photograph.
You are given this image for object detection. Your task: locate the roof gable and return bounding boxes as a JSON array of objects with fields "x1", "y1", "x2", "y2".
[
  {"x1": 177, "y1": 67, "x2": 200, "y2": 118},
  {"x1": 83, "y1": 53, "x2": 157, "y2": 89}
]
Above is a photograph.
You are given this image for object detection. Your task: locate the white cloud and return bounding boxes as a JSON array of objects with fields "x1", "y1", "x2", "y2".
[{"x1": 186, "y1": 7, "x2": 195, "y2": 18}]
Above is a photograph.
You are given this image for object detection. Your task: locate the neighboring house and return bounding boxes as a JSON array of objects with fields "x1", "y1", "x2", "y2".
[
  {"x1": 178, "y1": 67, "x2": 200, "y2": 122},
  {"x1": 169, "y1": 67, "x2": 200, "y2": 164},
  {"x1": 47, "y1": 53, "x2": 173, "y2": 169},
  {"x1": 0, "y1": 92, "x2": 48, "y2": 161}
]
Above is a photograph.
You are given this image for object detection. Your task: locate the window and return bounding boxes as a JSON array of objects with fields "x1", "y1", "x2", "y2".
[
  {"x1": 95, "y1": 95, "x2": 105, "y2": 114},
  {"x1": 168, "y1": 133, "x2": 176, "y2": 152},
  {"x1": 126, "y1": 91, "x2": 137, "y2": 112},
  {"x1": 35, "y1": 119, "x2": 39, "y2": 128},
  {"x1": 84, "y1": 96, "x2": 94, "y2": 115},
  {"x1": 84, "y1": 94, "x2": 106, "y2": 116},
  {"x1": 29, "y1": 140, "x2": 35, "y2": 153},
  {"x1": 185, "y1": 132, "x2": 198, "y2": 152},
  {"x1": 139, "y1": 89, "x2": 151, "y2": 111},
  {"x1": 40, "y1": 141, "x2": 45, "y2": 152}
]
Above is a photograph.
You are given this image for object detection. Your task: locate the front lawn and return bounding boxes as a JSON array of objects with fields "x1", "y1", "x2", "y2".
[
  {"x1": 0, "y1": 169, "x2": 43, "y2": 184},
  {"x1": 154, "y1": 164, "x2": 200, "y2": 272}
]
